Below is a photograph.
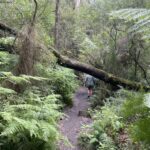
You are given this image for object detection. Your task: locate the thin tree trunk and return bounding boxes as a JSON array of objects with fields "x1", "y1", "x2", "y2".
[
  {"x1": 54, "y1": 0, "x2": 61, "y2": 50},
  {"x1": 74, "y1": 0, "x2": 81, "y2": 9}
]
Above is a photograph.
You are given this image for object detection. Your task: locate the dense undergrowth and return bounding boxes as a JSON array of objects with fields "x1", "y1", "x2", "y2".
[
  {"x1": 79, "y1": 89, "x2": 150, "y2": 150},
  {"x1": 0, "y1": 91, "x2": 61, "y2": 150},
  {"x1": 36, "y1": 64, "x2": 78, "y2": 106},
  {"x1": 0, "y1": 51, "x2": 78, "y2": 150}
]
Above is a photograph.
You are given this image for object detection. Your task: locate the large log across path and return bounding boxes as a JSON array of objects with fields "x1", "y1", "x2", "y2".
[
  {"x1": 0, "y1": 22, "x2": 150, "y2": 91},
  {"x1": 52, "y1": 49, "x2": 150, "y2": 91}
]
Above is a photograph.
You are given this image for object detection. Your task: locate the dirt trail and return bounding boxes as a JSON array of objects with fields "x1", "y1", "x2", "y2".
[{"x1": 59, "y1": 87, "x2": 92, "y2": 150}]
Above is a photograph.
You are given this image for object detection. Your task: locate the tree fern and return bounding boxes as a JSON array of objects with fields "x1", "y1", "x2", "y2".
[{"x1": 110, "y1": 8, "x2": 150, "y2": 40}]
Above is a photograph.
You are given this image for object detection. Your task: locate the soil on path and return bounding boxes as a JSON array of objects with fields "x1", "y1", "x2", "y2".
[{"x1": 59, "y1": 87, "x2": 92, "y2": 150}]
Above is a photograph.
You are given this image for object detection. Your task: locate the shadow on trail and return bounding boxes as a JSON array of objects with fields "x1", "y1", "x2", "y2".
[{"x1": 59, "y1": 87, "x2": 92, "y2": 150}]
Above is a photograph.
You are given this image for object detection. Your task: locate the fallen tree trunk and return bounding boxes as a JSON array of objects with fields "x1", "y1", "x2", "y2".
[
  {"x1": 52, "y1": 49, "x2": 150, "y2": 91},
  {"x1": 0, "y1": 22, "x2": 17, "y2": 36}
]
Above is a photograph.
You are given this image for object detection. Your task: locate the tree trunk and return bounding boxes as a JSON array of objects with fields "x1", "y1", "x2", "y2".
[
  {"x1": 74, "y1": 0, "x2": 81, "y2": 9},
  {"x1": 54, "y1": 0, "x2": 61, "y2": 50},
  {"x1": 16, "y1": 24, "x2": 36, "y2": 75},
  {"x1": 52, "y1": 49, "x2": 150, "y2": 91}
]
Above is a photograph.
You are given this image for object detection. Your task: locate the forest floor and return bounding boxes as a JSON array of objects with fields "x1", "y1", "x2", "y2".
[{"x1": 59, "y1": 87, "x2": 92, "y2": 150}]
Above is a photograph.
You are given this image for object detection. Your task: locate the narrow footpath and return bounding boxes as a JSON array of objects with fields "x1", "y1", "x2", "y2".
[{"x1": 59, "y1": 87, "x2": 92, "y2": 150}]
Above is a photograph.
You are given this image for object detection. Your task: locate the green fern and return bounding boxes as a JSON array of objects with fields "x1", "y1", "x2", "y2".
[
  {"x1": 36, "y1": 64, "x2": 79, "y2": 106},
  {"x1": 0, "y1": 92, "x2": 62, "y2": 150},
  {"x1": 0, "y1": 72, "x2": 48, "y2": 86},
  {"x1": 110, "y1": 8, "x2": 150, "y2": 40},
  {"x1": 0, "y1": 87, "x2": 16, "y2": 95},
  {"x1": 0, "y1": 52, "x2": 18, "y2": 71},
  {"x1": 121, "y1": 91, "x2": 150, "y2": 144},
  {"x1": 0, "y1": 37, "x2": 15, "y2": 45}
]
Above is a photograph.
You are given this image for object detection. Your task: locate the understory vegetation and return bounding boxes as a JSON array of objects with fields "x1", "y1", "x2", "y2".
[
  {"x1": 0, "y1": 0, "x2": 150, "y2": 149},
  {"x1": 79, "y1": 90, "x2": 150, "y2": 150},
  {"x1": 0, "y1": 49, "x2": 78, "y2": 149}
]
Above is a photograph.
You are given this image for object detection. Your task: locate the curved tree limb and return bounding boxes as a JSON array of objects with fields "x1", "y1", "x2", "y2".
[
  {"x1": 50, "y1": 47, "x2": 150, "y2": 91},
  {"x1": 31, "y1": 0, "x2": 38, "y2": 25}
]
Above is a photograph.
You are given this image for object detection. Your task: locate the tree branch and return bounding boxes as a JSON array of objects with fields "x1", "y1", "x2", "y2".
[{"x1": 32, "y1": 0, "x2": 38, "y2": 25}]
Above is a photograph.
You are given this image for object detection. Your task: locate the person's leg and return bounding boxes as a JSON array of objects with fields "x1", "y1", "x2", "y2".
[
  {"x1": 87, "y1": 88, "x2": 90, "y2": 97},
  {"x1": 87, "y1": 87, "x2": 90, "y2": 97},
  {"x1": 89, "y1": 88, "x2": 93, "y2": 96},
  {"x1": 88, "y1": 86, "x2": 93, "y2": 97}
]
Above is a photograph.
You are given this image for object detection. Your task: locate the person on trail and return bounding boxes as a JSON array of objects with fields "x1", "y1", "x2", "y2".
[{"x1": 84, "y1": 74, "x2": 95, "y2": 97}]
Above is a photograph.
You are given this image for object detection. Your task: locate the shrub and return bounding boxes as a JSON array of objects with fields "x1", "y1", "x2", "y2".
[
  {"x1": 90, "y1": 83, "x2": 112, "y2": 108},
  {"x1": 122, "y1": 91, "x2": 150, "y2": 145},
  {"x1": 0, "y1": 90, "x2": 62, "y2": 150},
  {"x1": 0, "y1": 64, "x2": 65, "y2": 150},
  {"x1": 36, "y1": 64, "x2": 79, "y2": 106},
  {"x1": 79, "y1": 97, "x2": 124, "y2": 150},
  {"x1": 49, "y1": 68, "x2": 78, "y2": 106},
  {"x1": 79, "y1": 90, "x2": 150, "y2": 150},
  {"x1": 0, "y1": 52, "x2": 18, "y2": 71}
]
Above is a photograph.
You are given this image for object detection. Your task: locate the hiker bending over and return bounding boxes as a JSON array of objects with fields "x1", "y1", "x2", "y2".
[{"x1": 84, "y1": 74, "x2": 95, "y2": 97}]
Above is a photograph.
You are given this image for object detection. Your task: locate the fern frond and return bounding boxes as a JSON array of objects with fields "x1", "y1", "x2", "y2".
[
  {"x1": 110, "y1": 8, "x2": 150, "y2": 40},
  {"x1": 0, "y1": 87, "x2": 16, "y2": 95},
  {"x1": 0, "y1": 37, "x2": 15, "y2": 45},
  {"x1": 0, "y1": 72, "x2": 49, "y2": 86},
  {"x1": 21, "y1": 75, "x2": 48, "y2": 82},
  {"x1": 0, "y1": 92, "x2": 62, "y2": 149}
]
